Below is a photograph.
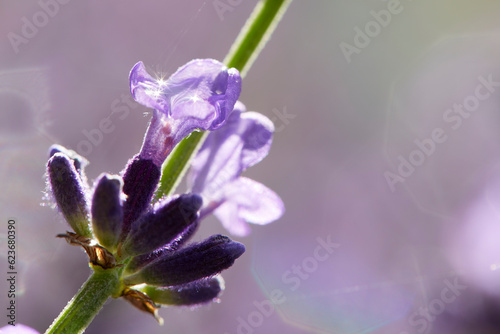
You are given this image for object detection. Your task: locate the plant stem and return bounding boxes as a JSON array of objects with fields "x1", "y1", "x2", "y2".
[
  {"x1": 154, "y1": 0, "x2": 293, "y2": 200},
  {"x1": 45, "y1": 268, "x2": 121, "y2": 334},
  {"x1": 223, "y1": 0, "x2": 293, "y2": 77}
]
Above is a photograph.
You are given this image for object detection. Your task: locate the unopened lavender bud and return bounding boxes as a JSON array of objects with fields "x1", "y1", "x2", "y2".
[
  {"x1": 121, "y1": 194, "x2": 202, "y2": 257},
  {"x1": 47, "y1": 153, "x2": 92, "y2": 238},
  {"x1": 123, "y1": 235, "x2": 245, "y2": 286},
  {"x1": 91, "y1": 174, "x2": 124, "y2": 252},
  {"x1": 121, "y1": 156, "x2": 161, "y2": 238},
  {"x1": 142, "y1": 277, "x2": 223, "y2": 306},
  {"x1": 49, "y1": 144, "x2": 88, "y2": 176}
]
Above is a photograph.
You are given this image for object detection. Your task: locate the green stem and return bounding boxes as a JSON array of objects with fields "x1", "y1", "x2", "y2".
[
  {"x1": 154, "y1": 0, "x2": 293, "y2": 200},
  {"x1": 45, "y1": 268, "x2": 121, "y2": 334},
  {"x1": 48, "y1": 1, "x2": 292, "y2": 332},
  {"x1": 223, "y1": 0, "x2": 293, "y2": 77}
]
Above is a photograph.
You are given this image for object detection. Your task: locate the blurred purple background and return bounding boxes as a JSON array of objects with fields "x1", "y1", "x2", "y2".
[{"x1": 3, "y1": 1, "x2": 500, "y2": 333}]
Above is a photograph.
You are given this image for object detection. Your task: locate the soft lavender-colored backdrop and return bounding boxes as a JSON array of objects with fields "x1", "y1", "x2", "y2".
[{"x1": 3, "y1": 1, "x2": 500, "y2": 333}]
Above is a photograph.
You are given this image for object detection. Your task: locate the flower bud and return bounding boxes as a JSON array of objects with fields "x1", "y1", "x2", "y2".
[
  {"x1": 123, "y1": 235, "x2": 245, "y2": 286},
  {"x1": 121, "y1": 156, "x2": 161, "y2": 237},
  {"x1": 49, "y1": 144, "x2": 88, "y2": 177},
  {"x1": 47, "y1": 153, "x2": 92, "y2": 237},
  {"x1": 142, "y1": 277, "x2": 223, "y2": 306},
  {"x1": 91, "y1": 174, "x2": 124, "y2": 251},
  {"x1": 124, "y1": 220, "x2": 199, "y2": 275},
  {"x1": 121, "y1": 194, "x2": 202, "y2": 258}
]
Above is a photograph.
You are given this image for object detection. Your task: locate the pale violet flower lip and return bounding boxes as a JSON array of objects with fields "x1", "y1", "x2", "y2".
[
  {"x1": 187, "y1": 101, "x2": 285, "y2": 236},
  {"x1": 129, "y1": 59, "x2": 241, "y2": 167}
]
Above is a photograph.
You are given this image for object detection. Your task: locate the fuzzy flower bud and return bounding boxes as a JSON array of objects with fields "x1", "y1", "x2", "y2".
[
  {"x1": 123, "y1": 235, "x2": 245, "y2": 286},
  {"x1": 47, "y1": 153, "x2": 92, "y2": 238}
]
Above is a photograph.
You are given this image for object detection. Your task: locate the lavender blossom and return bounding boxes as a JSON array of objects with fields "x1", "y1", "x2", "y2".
[
  {"x1": 119, "y1": 59, "x2": 241, "y2": 236},
  {"x1": 129, "y1": 59, "x2": 241, "y2": 167},
  {"x1": 187, "y1": 102, "x2": 284, "y2": 236}
]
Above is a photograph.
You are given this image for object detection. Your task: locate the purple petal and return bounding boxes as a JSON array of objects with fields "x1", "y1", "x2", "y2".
[
  {"x1": 188, "y1": 102, "x2": 274, "y2": 195},
  {"x1": 167, "y1": 60, "x2": 241, "y2": 129},
  {"x1": 129, "y1": 61, "x2": 164, "y2": 111},
  {"x1": 211, "y1": 177, "x2": 285, "y2": 237}
]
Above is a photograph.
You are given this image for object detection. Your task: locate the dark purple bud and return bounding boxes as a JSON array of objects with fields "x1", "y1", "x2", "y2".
[
  {"x1": 49, "y1": 144, "x2": 88, "y2": 177},
  {"x1": 162, "y1": 218, "x2": 199, "y2": 252},
  {"x1": 142, "y1": 277, "x2": 223, "y2": 306},
  {"x1": 121, "y1": 194, "x2": 202, "y2": 257},
  {"x1": 120, "y1": 156, "x2": 161, "y2": 238},
  {"x1": 123, "y1": 235, "x2": 245, "y2": 286},
  {"x1": 125, "y1": 220, "x2": 200, "y2": 275},
  {"x1": 47, "y1": 153, "x2": 92, "y2": 238},
  {"x1": 91, "y1": 174, "x2": 124, "y2": 252}
]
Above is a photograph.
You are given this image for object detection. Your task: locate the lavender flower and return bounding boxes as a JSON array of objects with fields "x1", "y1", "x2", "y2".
[
  {"x1": 129, "y1": 59, "x2": 241, "y2": 167},
  {"x1": 120, "y1": 59, "x2": 241, "y2": 236},
  {"x1": 187, "y1": 101, "x2": 285, "y2": 236}
]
